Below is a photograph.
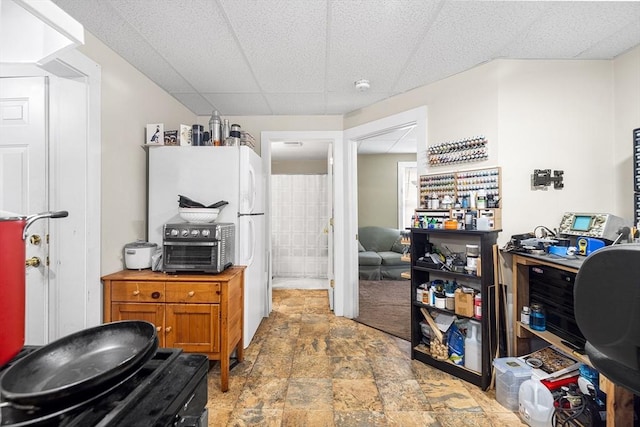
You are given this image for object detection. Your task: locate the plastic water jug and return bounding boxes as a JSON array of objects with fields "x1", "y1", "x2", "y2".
[
  {"x1": 464, "y1": 321, "x2": 481, "y2": 372},
  {"x1": 518, "y1": 379, "x2": 554, "y2": 427}
]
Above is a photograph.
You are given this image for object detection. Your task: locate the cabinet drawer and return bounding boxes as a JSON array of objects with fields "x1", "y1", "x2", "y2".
[
  {"x1": 111, "y1": 281, "x2": 165, "y2": 302},
  {"x1": 165, "y1": 282, "x2": 220, "y2": 303}
]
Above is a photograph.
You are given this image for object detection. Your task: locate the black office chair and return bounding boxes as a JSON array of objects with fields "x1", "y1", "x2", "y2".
[{"x1": 574, "y1": 243, "x2": 640, "y2": 395}]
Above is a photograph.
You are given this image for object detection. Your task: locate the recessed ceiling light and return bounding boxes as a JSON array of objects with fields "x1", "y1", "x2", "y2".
[{"x1": 354, "y1": 79, "x2": 370, "y2": 92}]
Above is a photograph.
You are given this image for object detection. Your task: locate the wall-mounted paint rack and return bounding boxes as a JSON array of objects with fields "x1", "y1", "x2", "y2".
[
  {"x1": 419, "y1": 166, "x2": 501, "y2": 208},
  {"x1": 428, "y1": 136, "x2": 488, "y2": 166}
]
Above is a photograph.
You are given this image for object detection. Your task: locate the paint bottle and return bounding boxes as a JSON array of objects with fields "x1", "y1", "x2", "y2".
[
  {"x1": 521, "y1": 306, "x2": 530, "y2": 325},
  {"x1": 474, "y1": 293, "x2": 482, "y2": 319}
]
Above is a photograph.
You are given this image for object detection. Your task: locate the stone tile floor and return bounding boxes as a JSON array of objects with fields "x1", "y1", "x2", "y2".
[{"x1": 207, "y1": 289, "x2": 527, "y2": 426}]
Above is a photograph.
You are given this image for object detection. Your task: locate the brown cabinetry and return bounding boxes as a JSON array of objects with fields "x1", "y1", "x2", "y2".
[{"x1": 102, "y1": 267, "x2": 245, "y2": 391}]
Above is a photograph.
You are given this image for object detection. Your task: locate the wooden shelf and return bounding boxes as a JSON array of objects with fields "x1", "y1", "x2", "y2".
[{"x1": 517, "y1": 322, "x2": 589, "y2": 365}]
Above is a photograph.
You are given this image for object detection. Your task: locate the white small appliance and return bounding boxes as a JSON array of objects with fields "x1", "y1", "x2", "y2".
[{"x1": 124, "y1": 240, "x2": 157, "y2": 270}]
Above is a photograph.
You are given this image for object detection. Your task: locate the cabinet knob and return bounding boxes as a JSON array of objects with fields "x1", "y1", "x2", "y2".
[
  {"x1": 151, "y1": 291, "x2": 161, "y2": 299},
  {"x1": 156, "y1": 326, "x2": 162, "y2": 332},
  {"x1": 187, "y1": 291, "x2": 195, "y2": 297},
  {"x1": 132, "y1": 290, "x2": 140, "y2": 296},
  {"x1": 165, "y1": 326, "x2": 172, "y2": 333}
]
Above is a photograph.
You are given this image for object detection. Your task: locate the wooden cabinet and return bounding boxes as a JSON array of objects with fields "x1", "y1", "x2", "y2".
[
  {"x1": 511, "y1": 253, "x2": 633, "y2": 426},
  {"x1": 410, "y1": 228, "x2": 500, "y2": 390},
  {"x1": 102, "y1": 266, "x2": 245, "y2": 391}
]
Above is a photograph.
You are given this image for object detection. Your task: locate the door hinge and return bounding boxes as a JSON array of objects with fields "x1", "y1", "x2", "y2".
[
  {"x1": 329, "y1": 218, "x2": 334, "y2": 226},
  {"x1": 46, "y1": 234, "x2": 49, "y2": 244},
  {"x1": 330, "y1": 279, "x2": 335, "y2": 288},
  {"x1": 46, "y1": 256, "x2": 50, "y2": 267}
]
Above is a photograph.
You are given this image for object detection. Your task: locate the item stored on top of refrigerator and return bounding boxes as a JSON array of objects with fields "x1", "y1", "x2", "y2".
[{"x1": 209, "y1": 110, "x2": 222, "y2": 146}]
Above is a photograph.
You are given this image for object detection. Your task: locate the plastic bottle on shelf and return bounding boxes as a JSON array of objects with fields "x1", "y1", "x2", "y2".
[
  {"x1": 474, "y1": 293, "x2": 482, "y2": 319},
  {"x1": 530, "y1": 303, "x2": 546, "y2": 331},
  {"x1": 464, "y1": 320, "x2": 481, "y2": 373},
  {"x1": 521, "y1": 306, "x2": 530, "y2": 325}
]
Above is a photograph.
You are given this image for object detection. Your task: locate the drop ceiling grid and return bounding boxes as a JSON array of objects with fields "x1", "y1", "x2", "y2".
[
  {"x1": 201, "y1": 93, "x2": 272, "y2": 116},
  {"x1": 395, "y1": 1, "x2": 548, "y2": 93},
  {"x1": 171, "y1": 93, "x2": 214, "y2": 115},
  {"x1": 326, "y1": 0, "x2": 441, "y2": 93},
  {"x1": 263, "y1": 93, "x2": 327, "y2": 116},
  {"x1": 325, "y1": 91, "x2": 390, "y2": 115},
  {"x1": 220, "y1": 0, "x2": 327, "y2": 93}
]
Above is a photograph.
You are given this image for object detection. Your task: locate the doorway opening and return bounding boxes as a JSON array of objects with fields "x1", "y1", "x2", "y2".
[
  {"x1": 261, "y1": 131, "x2": 341, "y2": 314},
  {"x1": 342, "y1": 107, "x2": 428, "y2": 325},
  {"x1": 270, "y1": 173, "x2": 329, "y2": 290},
  {"x1": 398, "y1": 161, "x2": 418, "y2": 230}
]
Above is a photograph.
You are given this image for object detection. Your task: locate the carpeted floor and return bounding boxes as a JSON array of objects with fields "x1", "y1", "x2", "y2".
[{"x1": 354, "y1": 279, "x2": 411, "y2": 341}]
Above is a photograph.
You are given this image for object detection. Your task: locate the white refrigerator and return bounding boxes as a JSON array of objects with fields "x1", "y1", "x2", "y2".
[{"x1": 147, "y1": 145, "x2": 267, "y2": 348}]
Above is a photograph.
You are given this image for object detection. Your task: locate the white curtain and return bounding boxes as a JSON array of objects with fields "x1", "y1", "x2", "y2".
[{"x1": 271, "y1": 174, "x2": 328, "y2": 278}]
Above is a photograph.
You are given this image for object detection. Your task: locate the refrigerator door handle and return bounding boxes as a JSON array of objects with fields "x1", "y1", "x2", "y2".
[
  {"x1": 246, "y1": 216, "x2": 255, "y2": 266},
  {"x1": 247, "y1": 164, "x2": 256, "y2": 213}
]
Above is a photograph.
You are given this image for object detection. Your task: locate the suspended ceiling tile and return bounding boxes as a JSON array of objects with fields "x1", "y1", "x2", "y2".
[
  {"x1": 202, "y1": 93, "x2": 272, "y2": 116},
  {"x1": 326, "y1": 91, "x2": 390, "y2": 115},
  {"x1": 263, "y1": 93, "x2": 326, "y2": 115},
  {"x1": 107, "y1": 0, "x2": 260, "y2": 93},
  {"x1": 577, "y1": 18, "x2": 640, "y2": 59},
  {"x1": 53, "y1": 0, "x2": 195, "y2": 93},
  {"x1": 171, "y1": 92, "x2": 214, "y2": 115},
  {"x1": 395, "y1": 1, "x2": 547, "y2": 93},
  {"x1": 220, "y1": 0, "x2": 327, "y2": 93},
  {"x1": 326, "y1": 0, "x2": 442, "y2": 93},
  {"x1": 499, "y1": 2, "x2": 640, "y2": 59}
]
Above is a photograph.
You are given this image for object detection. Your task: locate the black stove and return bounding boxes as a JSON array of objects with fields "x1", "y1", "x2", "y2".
[{"x1": 0, "y1": 347, "x2": 208, "y2": 426}]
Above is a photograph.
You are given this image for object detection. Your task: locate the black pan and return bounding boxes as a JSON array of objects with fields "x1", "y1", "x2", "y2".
[{"x1": 0, "y1": 320, "x2": 158, "y2": 407}]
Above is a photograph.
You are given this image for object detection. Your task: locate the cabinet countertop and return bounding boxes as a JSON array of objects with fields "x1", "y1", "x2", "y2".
[{"x1": 101, "y1": 266, "x2": 246, "y2": 282}]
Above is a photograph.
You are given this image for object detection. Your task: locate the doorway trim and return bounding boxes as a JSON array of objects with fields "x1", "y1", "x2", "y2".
[
  {"x1": 0, "y1": 49, "x2": 101, "y2": 340},
  {"x1": 261, "y1": 130, "x2": 343, "y2": 315},
  {"x1": 342, "y1": 106, "x2": 428, "y2": 318}
]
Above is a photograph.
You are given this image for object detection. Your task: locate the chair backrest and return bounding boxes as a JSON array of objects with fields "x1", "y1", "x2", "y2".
[{"x1": 574, "y1": 244, "x2": 640, "y2": 394}]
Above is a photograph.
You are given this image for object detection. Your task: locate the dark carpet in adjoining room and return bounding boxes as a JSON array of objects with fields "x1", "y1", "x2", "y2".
[{"x1": 354, "y1": 279, "x2": 411, "y2": 341}]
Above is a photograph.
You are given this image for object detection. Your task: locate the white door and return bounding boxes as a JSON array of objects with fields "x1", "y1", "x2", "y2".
[
  {"x1": 327, "y1": 143, "x2": 334, "y2": 310},
  {"x1": 0, "y1": 76, "x2": 49, "y2": 344}
]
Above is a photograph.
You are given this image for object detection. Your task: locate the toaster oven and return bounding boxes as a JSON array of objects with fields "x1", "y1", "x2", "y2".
[{"x1": 162, "y1": 222, "x2": 234, "y2": 273}]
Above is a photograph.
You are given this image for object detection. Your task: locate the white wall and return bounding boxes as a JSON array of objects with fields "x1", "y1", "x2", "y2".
[
  {"x1": 498, "y1": 59, "x2": 614, "y2": 242},
  {"x1": 344, "y1": 59, "x2": 628, "y2": 246},
  {"x1": 77, "y1": 32, "x2": 196, "y2": 274},
  {"x1": 613, "y1": 45, "x2": 640, "y2": 221}
]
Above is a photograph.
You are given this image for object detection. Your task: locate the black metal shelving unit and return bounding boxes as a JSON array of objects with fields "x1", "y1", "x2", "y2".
[{"x1": 410, "y1": 228, "x2": 500, "y2": 390}]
